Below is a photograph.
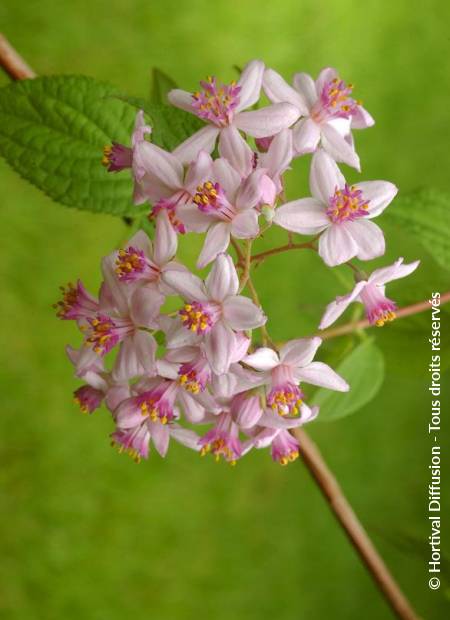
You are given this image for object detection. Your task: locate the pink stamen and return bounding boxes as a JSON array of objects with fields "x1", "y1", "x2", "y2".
[
  {"x1": 271, "y1": 430, "x2": 300, "y2": 465},
  {"x1": 54, "y1": 280, "x2": 99, "y2": 320},
  {"x1": 179, "y1": 301, "x2": 220, "y2": 335},
  {"x1": 102, "y1": 142, "x2": 133, "y2": 172},
  {"x1": 192, "y1": 76, "x2": 241, "y2": 127},
  {"x1": 115, "y1": 246, "x2": 160, "y2": 282},
  {"x1": 199, "y1": 413, "x2": 242, "y2": 464},
  {"x1": 193, "y1": 181, "x2": 236, "y2": 220},
  {"x1": 85, "y1": 313, "x2": 133, "y2": 356},
  {"x1": 178, "y1": 356, "x2": 211, "y2": 394},
  {"x1": 327, "y1": 184, "x2": 369, "y2": 223},
  {"x1": 111, "y1": 423, "x2": 149, "y2": 462},
  {"x1": 137, "y1": 381, "x2": 178, "y2": 424},
  {"x1": 360, "y1": 283, "x2": 397, "y2": 327},
  {"x1": 313, "y1": 76, "x2": 360, "y2": 122}
]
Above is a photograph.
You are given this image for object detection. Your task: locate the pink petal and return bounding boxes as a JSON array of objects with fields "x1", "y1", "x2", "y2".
[
  {"x1": 222, "y1": 296, "x2": 266, "y2": 330},
  {"x1": 318, "y1": 225, "x2": 358, "y2": 266},
  {"x1": 234, "y1": 103, "x2": 300, "y2": 138},
  {"x1": 319, "y1": 281, "x2": 366, "y2": 329},
  {"x1": 161, "y1": 270, "x2": 208, "y2": 302},
  {"x1": 204, "y1": 321, "x2": 236, "y2": 375},
  {"x1": 135, "y1": 141, "x2": 184, "y2": 190},
  {"x1": 115, "y1": 398, "x2": 143, "y2": 428},
  {"x1": 292, "y1": 72, "x2": 318, "y2": 109},
  {"x1": 184, "y1": 150, "x2": 214, "y2": 193},
  {"x1": 321, "y1": 123, "x2": 360, "y2": 171},
  {"x1": 262, "y1": 69, "x2": 309, "y2": 113},
  {"x1": 132, "y1": 331, "x2": 157, "y2": 375},
  {"x1": 129, "y1": 284, "x2": 164, "y2": 328},
  {"x1": 197, "y1": 222, "x2": 231, "y2": 268},
  {"x1": 100, "y1": 256, "x2": 129, "y2": 316},
  {"x1": 259, "y1": 409, "x2": 304, "y2": 430},
  {"x1": 231, "y1": 209, "x2": 259, "y2": 238},
  {"x1": 150, "y1": 422, "x2": 170, "y2": 457},
  {"x1": 347, "y1": 219, "x2": 385, "y2": 261},
  {"x1": 112, "y1": 339, "x2": 145, "y2": 382},
  {"x1": 177, "y1": 390, "x2": 206, "y2": 423},
  {"x1": 236, "y1": 59, "x2": 265, "y2": 112},
  {"x1": 178, "y1": 204, "x2": 211, "y2": 233},
  {"x1": 356, "y1": 181, "x2": 398, "y2": 218},
  {"x1": 273, "y1": 198, "x2": 329, "y2": 234},
  {"x1": 369, "y1": 258, "x2": 420, "y2": 286},
  {"x1": 173, "y1": 125, "x2": 219, "y2": 165},
  {"x1": 126, "y1": 230, "x2": 153, "y2": 256},
  {"x1": 351, "y1": 106, "x2": 375, "y2": 129},
  {"x1": 243, "y1": 347, "x2": 279, "y2": 371},
  {"x1": 236, "y1": 169, "x2": 267, "y2": 210},
  {"x1": 310, "y1": 149, "x2": 345, "y2": 205},
  {"x1": 261, "y1": 128, "x2": 293, "y2": 179},
  {"x1": 299, "y1": 403, "x2": 320, "y2": 425},
  {"x1": 315, "y1": 67, "x2": 338, "y2": 96},
  {"x1": 212, "y1": 156, "x2": 241, "y2": 196},
  {"x1": 218, "y1": 126, "x2": 253, "y2": 178},
  {"x1": 205, "y1": 253, "x2": 238, "y2": 301},
  {"x1": 153, "y1": 210, "x2": 178, "y2": 265},
  {"x1": 167, "y1": 88, "x2": 195, "y2": 113},
  {"x1": 293, "y1": 118, "x2": 321, "y2": 155},
  {"x1": 295, "y1": 361, "x2": 349, "y2": 392},
  {"x1": 279, "y1": 337, "x2": 322, "y2": 367},
  {"x1": 170, "y1": 425, "x2": 201, "y2": 450}
]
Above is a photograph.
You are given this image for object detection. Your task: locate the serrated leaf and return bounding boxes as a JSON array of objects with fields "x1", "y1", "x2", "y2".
[
  {"x1": 387, "y1": 189, "x2": 450, "y2": 272},
  {"x1": 0, "y1": 75, "x2": 146, "y2": 216},
  {"x1": 122, "y1": 96, "x2": 204, "y2": 151},
  {"x1": 150, "y1": 68, "x2": 177, "y2": 104},
  {"x1": 312, "y1": 339, "x2": 385, "y2": 422}
]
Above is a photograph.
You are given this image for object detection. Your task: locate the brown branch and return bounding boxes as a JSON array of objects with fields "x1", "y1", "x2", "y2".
[
  {"x1": 0, "y1": 34, "x2": 36, "y2": 80},
  {"x1": 250, "y1": 240, "x2": 316, "y2": 264},
  {"x1": 318, "y1": 291, "x2": 450, "y2": 340},
  {"x1": 293, "y1": 429, "x2": 421, "y2": 620}
]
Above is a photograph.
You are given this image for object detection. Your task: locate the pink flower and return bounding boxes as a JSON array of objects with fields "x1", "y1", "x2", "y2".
[
  {"x1": 168, "y1": 60, "x2": 300, "y2": 175},
  {"x1": 163, "y1": 254, "x2": 266, "y2": 374},
  {"x1": 252, "y1": 128, "x2": 293, "y2": 208},
  {"x1": 319, "y1": 257, "x2": 420, "y2": 329},
  {"x1": 264, "y1": 66, "x2": 374, "y2": 170},
  {"x1": 273, "y1": 150, "x2": 397, "y2": 266},
  {"x1": 198, "y1": 411, "x2": 243, "y2": 464},
  {"x1": 54, "y1": 280, "x2": 99, "y2": 320}
]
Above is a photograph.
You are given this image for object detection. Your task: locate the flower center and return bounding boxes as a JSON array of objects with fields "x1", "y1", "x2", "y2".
[
  {"x1": 115, "y1": 247, "x2": 159, "y2": 282},
  {"x1": 179, "y1": 301, "x2": 219, "y2": 335},
  {"x1": 84, "y1": 313, "x2": 133, "y2": 355},
  {"x1": 102, "y1": 142, "x2": 133, "y2": 172},
  {"x1": 272, "y1": 431, "x2": 300, "y2": 466},
  {"x1": 192, "y1": 180, "x2": 235, "y2": 220},
  {"x1": 319, "y1": 77, "x2": 360, "y2": 119},
  {"x1": 138, "y1": 384, "x2": 176, "y2": 424},
  {"x1": 360, "y1": 284, "x2": 397, "y2": 327},
  {"x1": 178, "y1": 358, "x2": 210, "y2": 394},
  {"x1": 53, "y1": 280, "x2": 98, "y2": 320},
  {"x1": 74, "y1": 385, "x2": 104, "y2": 414},
  {"x1": 267, "y1": 382, "x2": 303, "y2": 416},
  {"x1": 192, "y1": 76, "x2": 241, "y2": 127},
  {"x1": 327, "y1": 184, "x2": 369, "y2": 223}
]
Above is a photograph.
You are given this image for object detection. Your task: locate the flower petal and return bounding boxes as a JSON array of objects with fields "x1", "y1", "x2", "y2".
[
  {"x1": 273, "y1": 198, "x2": 329, "y2": 234},
  {"x1": 348, "y1": 219, "x2": 385, "y2": 261},
  {"x1": 222, "y1": 295, "x2": 266, "y2": 330},
  {"x1": 205, "y1": 253, "x2": 239, "y2": 301},
  {"x1": 172, "y1": 125, "x2": 219, "y2": 165},
  {"x1": 321, "y1": 123, "x2": 360, "y2": 171},
  {"x1": 100, "y1": 255, "x2": 129, "y2": 316},
  {"x1": 370, "y1": 258, "x2": 421, "y2": 286},
  {"x1": 177, "y1": 390, "x2": 206, "y2": 423},
  {"x1": 279, "y1": 337, "x2": 322, "y2": 367},
  {"x1": 126, "y1": 230, "x2": 153, "y2": 256},
  {"x1": 234, "y1": 103, "x2": 300, "y2": 138},
  {"x1": 150, "y1": 422, "x2": 170, "y2": 457},
  {"x1": 218, "y1": 126, "x2": 253, "y2": 178},
  {"x1": 310, "y1": 149, "x2": 345, "y2": 204},
  {"x1": 295, "y1": 361, "x2": 349, "y2": 392},
  {"x1": 243, "y1": 347, "x2": 279, "y2": 371},
  {"x1": 236, "y1": 59, "x2": 265, "y2": 112},
  {"x1": 153, "y1": 210, "x2": 178, "y2": 265},
  {"x1": 263, "y1": 69, "x2": 309, "y2": 113},
  {"x1": 167, "y1": 88, "x2": 195, "y2": 112},
  {"x1": 318, "y1": 225, "x2": 358, "y2": 266},
  {"x1": 170, "y1": 424, "x2": 201, "y2": 450},
  {"x1": 204, "y1": 321, "x2": 236, "y2": 375},
  {"x1": 184, "y1": 150, "x2": 214, "y2": 193},
  {"x1": 356, "y1": 181, "x2": 398, "y2": 218},
  {"x1": 261, "y1": 128, "x2": 293, "y2": 179},
  {"x1": 135, "y1": 141, "x2": 184, "y2": 190},
  {"x1": 129, "y1": 283, "x2": 164, "y2": 328},
  {"x1": 212, "y1": 156, "x2": 241, "y2": 196},
  {"x1": 259, "y1": 409, "x2": 304, "y2": 430},
  {"x1": 178, "y1": 204, "x2": 211, "y2": 233},
  {"x1": 315, "y1": 67, "x2": 338, "y2": 96},
  {"x1": 231, "y1": 209, "x2": 259, "y2": 238},
  {"x1": 351, "y1": 105, "x2": 375, "y2": 129},
  {"x1": 236, "y1": 169, "x2": 267, "y2": 210},
  {"x1": 197, "y1": 222, "x2": 231, "y2": 268},
  {"x1": 162, "y1": 270, "x2": 208, "y2": 302},
  {"x1": 293, "y1": 118, "x2": 321, "y2": 155},
  {"x1": 292, "y1": 72, "x2": 318, "y2": 108},
  {"x1": 319, "y1": 281, "x2": 366, "y2": 329}
]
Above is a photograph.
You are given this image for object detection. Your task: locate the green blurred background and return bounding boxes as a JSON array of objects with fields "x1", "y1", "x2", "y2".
[{"x1": 1, "y1": 1, "x2": 449, "y2": 618}]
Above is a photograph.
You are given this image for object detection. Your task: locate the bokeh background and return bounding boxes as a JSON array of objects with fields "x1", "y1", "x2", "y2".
[{"x1": 1, "y1": 1, "x2": 449, "y2": 618}]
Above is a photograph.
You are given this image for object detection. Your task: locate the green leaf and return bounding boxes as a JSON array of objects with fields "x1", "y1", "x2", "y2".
[
  {"x1": 312, "y1": 339, "x2": 385, "y2": 422},
  {"x1": 122, "y1": 96, "x2": 204, "y2": 151},
  {"x1": 150, "y1": 68, "x2": 177, "y2": 104},
  {"x1": 387, "y1": 189, "x2": 450, "y2": 272},
  {"x1": 0, "y1": 75, "x2": 145, "y2": 216}
]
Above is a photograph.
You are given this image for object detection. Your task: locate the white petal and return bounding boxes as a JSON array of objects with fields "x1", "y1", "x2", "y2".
[
  {"x1": 263, "y1": 69, "x2": 308, "y2": 113},
  {"x1": 162, "y1": 270, "x2": 208, "y2": 302},
  {"x1": 262, "y1": 128, "x2": 293, "y2": 179},
  {"x1": 100, "y1": 255, "x2": 129, "y2": 316},
  {"x1": 197, "y1": 222, "x2": 231, "y2": 269},
  {"x1": 236, "y1": 59, "x2": 265, "y2": 112},
  {"x1": 273, "y1": 198, "x2": 329, "y2": 234},
  {"x1": 259, "y1": 410, "x2": 304, "y2": 430},
  {"x1": 348, "y1": 219, "x2": 385, "y2": 261},
  {"x1": 319, "y1": 281, "x2": 366, "y2": 329},
  {"x1": 172, "y1": 125, "x2": 219, "y2": 165},
  {"x1": 231, "y1": 209, "x2": 259, "y2": 239},
  {"x1": 170, "y1": 424, "x2": 201, "y2": 450},
  {"x1": 234, "y1": 103, "x2": 300, "y2": 138},
  {"x1": 351, "y1": 105, "x2": 375, "y2": 129},
  {"x1": 369, "y1": 258, "x2": 420, "y2": 286},
  {"x1": 292, "y1": 72, "x2": 318, "y2": 109},
  {"x1": 167, "y1": 88, "x2": 195, "y2": 112},
  {"x1": 315, "y1": 67, "x2": 338, "y2": 96},
  {"x1": 125, "y1": 230, "x2": 152, "y2": 256},
  {"x1": 178, "y1": 204, "x2": 211, "y2": 233},
  {"x1": 151, "y1": 423, "x2": 170, "y2": 457},
  {"x1": 204, "y1": 322, "x2": 236, "y2": 375},
  {"x1": 135, "y1": 141, "x2": 184, "y2": 189},
  {"x1": 176, "y1": 390, "x2": 206, "y2": 423},
  {"x1": 222, "y1": 296, "x2": 266, "y2": 330},
  {"x1": 236, "y1": 169, "x2": 266, "y2": 210},
  {"x1": 184, "y1": 150, "x2": 214, "y2": 193},
  {"x1": 295, "y1": 361, "x2": 349, "y2": 392},
  {"x1": 205, "y1": 253, "x2": 238, "y2": 301},
  {"x1": 132, "y1": 330, "x2": 157, "y2": 375},
  {"x1": 279, "y1": 337, "x2": 322, "y2": 367},
  {"x1": 112, "y1": 339, "x2": 145, "y2": 382},
  {"x1": 293, "y1": 118, "x2": 321, "y2": 155},
  {"x1": 212, "y1": 155, "x2": 241, "y2": 196},
  {"x1": 318, "y1": 225, "x2": 358, "y2": 266},
  {"x1": 153, "y1": 210, "x2": 178, "y2": 265},
  {"x1": 321, "y1": 123, "x2": 360, "y2": 171},
  {"x1": 310, "y1": 149, "x2": 345, "y2": 204},
  {"x1": 243, "y1": 347, "x2": 279, "y2": 371},
  {"x1": 218, "y1": 126, "x2": 253, "y2": 178},
  {"x1": 356, "y1": 181, "x2": 398, "y2": 218},
  {"x1": 129, "y1": 284, "x2": 164, "y2": 327}
]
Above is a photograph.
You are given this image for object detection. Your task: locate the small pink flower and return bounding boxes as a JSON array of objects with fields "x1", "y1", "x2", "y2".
[
  {"x1": 230, "y1": 391, "x2": 263, "y2": 428},
  {"x1": 270, "y1": 430, "x2": 300, "y2": 466},
  {"x1": 198, "y1": 412, "x2": 243, "y2": 464},
  {"x1": 163, "y1": 254, "x2": 266, "y2": 375},
  {"x1": 168, "y1": 60, "x2": 300, "y2": 175},
  {"x1": 273, "y1": 150, "x2": 397, "y2": 266},
  {"x1": 319, "y1": 257, "x2": 420, "y2": 329},
  {"x1": 73, "y1": 385, "x2": 104, "y2": 414},
  {"x1": 264, "y1": 66, "x2": 374, "y2": 169},
  {"x1": 54, "y1": 280, "x2": 99, "y2": 320}
]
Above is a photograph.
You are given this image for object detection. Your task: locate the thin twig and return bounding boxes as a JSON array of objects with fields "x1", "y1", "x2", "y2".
[
  {"x1": 245, "y1": 276, "x2": 272, "y2": 347},
  {"x1": 250, "y1": 240, "x2": 316, "y2": 264},
  {"x1": 292, "y1": 429, "x2": 421, "y2": 620},
  {"x1": 318, "y1": 291, "x2": 450, "y2": 341},
  {"x1": 239, "y1": 239, "x2": 253, "y2": 292},
  {"x1": 0, "y1": 34, "x2": 35, "y2": 80}
]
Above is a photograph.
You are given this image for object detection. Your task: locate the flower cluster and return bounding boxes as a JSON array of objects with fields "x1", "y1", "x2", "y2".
[{"x1": 59, "y1": 60, "x2": 419, "y2": 466}]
